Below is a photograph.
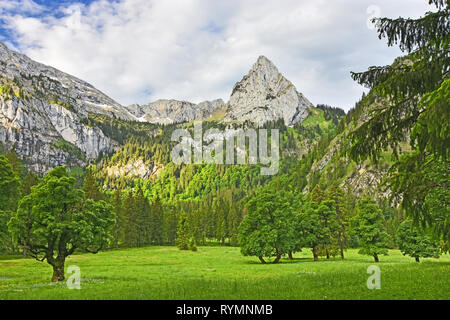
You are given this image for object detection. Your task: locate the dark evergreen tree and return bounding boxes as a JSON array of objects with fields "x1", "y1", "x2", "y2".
[
  {"x1": 150, "y1": 197, "x2": 164, "y2": 245},
  {"x1": 0, "y1": 155, "x2": 20, "y2": 252},
  {"x1": 327, "y1": 182, "x2": 350, "y2": 259},
  {"x1": 83, "y1": 169, "x2": 104, "y2": 201},
  {"x1": 176, "y1": 210, "x2": 190, "y2": 250},
  {"x1": 348, "y1": 0, "x2": 449, "y2": 243}
]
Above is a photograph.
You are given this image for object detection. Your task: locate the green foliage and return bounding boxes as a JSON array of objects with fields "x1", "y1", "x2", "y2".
[
  {"x1": 84, "y1": 113, "x2": 163, "y2": 145},
  {"x1": 83, "y1": 169, "x2": 104, "y2": 201},
  {"x1": 48, "y1": 99, "x2": 75, "y2": 112},
  {"x1": 238, "y1": 187, "x2": 296, "y2": 263},
  {"x1": 7, "y1": 167, "x2": 115, "y2": 281},
  {"x1": 351, "y1": 197, "x2": 390, "y2": 262},
  {"x1": 0, "y1": 82, "x2": 21, "y2": 100},
  {"x1": 188, "y1": 237, "x2": 198, "y2": 252},
  {"x1": 297, "y1": 202, "x2": 321, "y2": 260},
  {"x1": 0, "y1": 155, "x2": 20, "y2": 253},
  {"x1": 347, "y1": 1, "x2": 449, "y2": 242},
  {"x1": 0, "y1": 155, "x2": 20, "y2": 212},
  {"x1": 396, "y1": 219, "x2": 440, "y2": 262},
  {"x1": 388, "y1": 152, "x2": 449, "y2": 244},
  {"x1": 176, "y1": 211, "x2": 190, "y2": 250},
  {"x1": 54, "y1": 140, "x2": 85, "y2": 161},
  {"x1": 326, "y1": 183, "x2": 351, "y2": 259}
]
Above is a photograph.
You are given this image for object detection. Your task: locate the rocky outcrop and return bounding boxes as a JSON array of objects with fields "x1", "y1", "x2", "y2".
[
  {"x1": 104, "y1": 159, "x2": 163, "y2": 180},
  {"x1": 125, "y1": 99, "x2": 225, "y2": 124},
  {"x1": 224, "y1": 56, "x2": 313, "y2": 127},
  {"x1": 0, "y1": 42, "x2": 125, "y2": 173}
]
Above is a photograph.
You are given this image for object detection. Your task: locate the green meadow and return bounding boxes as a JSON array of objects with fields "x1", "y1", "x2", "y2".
[{"x1": 0, "y1": 247, "x2": 448, "y2": 300}]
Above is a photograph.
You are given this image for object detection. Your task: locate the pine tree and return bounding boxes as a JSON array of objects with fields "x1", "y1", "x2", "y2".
[
  {"x1": 188, "y1": 236, "x2": 197, "y2": 252},
  {"x1": 83, "y1": 169, "x2": 104, "y2": 201},
  {"x1": 215, "y1": 197, "x2": 229, "y2": 246},
  {"x1": 311, "y1": 185, "x2": 325, "y2": 205},
  {"x1": 348, "y1": 0, "x2": 449, "y2": 242},
  {"x1": 228, "y1": 202, "x2": 242, "y2": 247},
  {"x1": 163, "y1": 205, "x2": 177, "y2": 245},
  {"x1": 0, "y1": 155, "x2": 20, "y2": 252},
  {"x1": 134, "y1": 186, "x2": 150, "y2": 247},
  {"x1": 316, "y1": 200, "x2": 339, "y2": 259},
  {"x1": 111, "y1": 189, "x2": 124, "y2": 248},
  {"x1": 22, "y1": 172, "x2": 39, "y2": 196},
  {"x1": 176, "y1": 210, "x2": 190, "y2": 250},
  {"x1": 327, "y1": 182, "x2": 350, "y2": 259},
  {"x1": 122, "y1": 191, "x2": 137, "y2": 247},
  {"x1": 150, "y1": 197, "x2": 164, "y2": 245}
]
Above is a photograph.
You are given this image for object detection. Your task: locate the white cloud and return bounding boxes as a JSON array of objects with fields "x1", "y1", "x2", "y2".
[
  {"x1": 1, "y1": 0, "x2": 434, "y2": 110},
  {"x1": 0, "y1": 0, "x2": 43, "y2": 15}
]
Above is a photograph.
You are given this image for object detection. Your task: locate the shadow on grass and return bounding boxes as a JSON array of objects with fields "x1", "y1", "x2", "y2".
[
  {"x1": 244, "y1": 257, "x2": 320, "y2": 265},
  {"x1": 0, "y1": 255, "x2": 26, "y2": 261}
]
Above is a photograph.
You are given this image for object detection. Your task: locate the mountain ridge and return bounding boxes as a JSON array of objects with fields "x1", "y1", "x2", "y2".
[{"x1": 0, "y1": 42, "x2": 320, "y2": 173}]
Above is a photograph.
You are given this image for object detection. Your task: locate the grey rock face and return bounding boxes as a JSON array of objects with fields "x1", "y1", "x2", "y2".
[
  {"x1": 224, "y1": 56, "x2": 313, "y2": 126},
  {"x1": 125, "y1": 99, "x2": 225, "y2": 124},
  {"x1": 0, "y1": 42, "x2": 315, "y2": 174},
  {"x1": 0, "y1": 42, "x2": 122, "y2": 173}
]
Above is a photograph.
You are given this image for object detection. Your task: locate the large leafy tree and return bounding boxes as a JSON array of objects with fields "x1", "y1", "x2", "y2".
[
  {"x1": 238, "y1": 188, "x2": 296, "y2": 264},
  {"x1": 8, "y1": 167, "x2": 115, "y2": 282},
  {"x1": 348, "y1": 0, "x2": 449, "y2": 242},
  {"x1": 297, "y1": 200, "x2": 339, "y2": 261},
  {"x1": 297, "y1": 202, "x2": 323, "y2": 261},
  {"x1": 351, "y1": 198, "x2": 390, "y2": 262},
  {"x1": 396, "y1": 219, "x2": 440, "y2": 262}
]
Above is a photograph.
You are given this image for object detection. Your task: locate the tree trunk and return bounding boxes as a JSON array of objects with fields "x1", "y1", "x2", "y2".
[
  {"x1": 374, "y1": 254, "x2": 379, "y2": 263},
  {"x1": 258, "y1": 256, "x2": 266, "y2": 264},
  {"x1": 221, "y1": 238, "x2": 225, "y2": 246},
  {"x1": 326, "y1": 249, "x2": 330, "y2": 259},
  {"x1": 288, "y1": 251, "x2": 293, "y2": 260},
  {"x1": 23, "y1": 248, "x2": 27, "y2": 258},
  {"x1": 273, "y1": 250, "x2": 281, "y2": 264},
  {"x1": 339, "y1": 233, "x2": 344, "y2": 260},
  {"x1": 415, "y1": 257, "x2": 420, "y2": 263},
  {"x1": 51, "y1": 263, "x2": 65, "y2": 282},
  {"x1": 313, "y1": 246, "x2": 319, "y2": 261}
]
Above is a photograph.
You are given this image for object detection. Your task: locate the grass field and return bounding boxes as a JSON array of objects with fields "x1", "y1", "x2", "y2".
[{"x1": 0, "y1": 246, "x2": 449, "y2": 300}]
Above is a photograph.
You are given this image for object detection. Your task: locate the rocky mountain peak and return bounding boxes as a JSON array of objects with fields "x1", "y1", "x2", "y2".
[
  {"x1": 224, "y1": 56, "x2": 313, "y2": 127},
  {"x1": 125, "y1": 98, "x2": 225, "y2": 124},
  {"x1": 253, "y1": 55, "x2": 279, "y2": 75}
]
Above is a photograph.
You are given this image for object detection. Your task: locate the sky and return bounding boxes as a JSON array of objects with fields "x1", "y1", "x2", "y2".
[{"x1": 0, "y1": 0, "x2": 435, "y2": 111}]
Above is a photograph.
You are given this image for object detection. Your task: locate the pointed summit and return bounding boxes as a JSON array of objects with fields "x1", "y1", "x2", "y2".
[
  {"x1": 254, "y1": 55, "x2": 278, "y2": 70},
  {"x1": 224, "y1": 56, "x2": 313, "y2": 126}
]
